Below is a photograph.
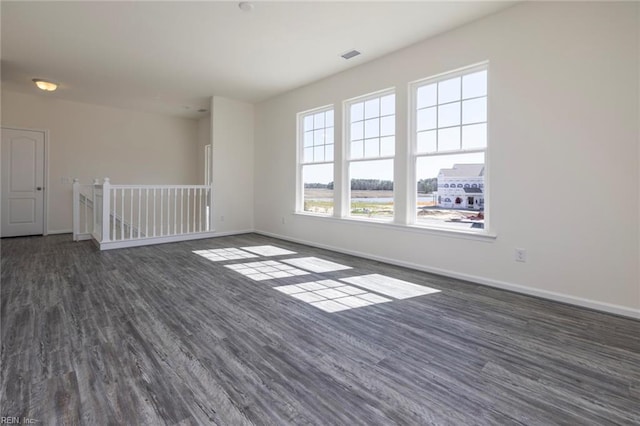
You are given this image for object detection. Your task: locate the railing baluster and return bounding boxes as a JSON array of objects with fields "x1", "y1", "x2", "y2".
[
  {"x1": 173, "y1": 188, "x2": 177, "y2": 235},
  {"x1": 130, "y1": 188, "x2": 134, "y2": 239},
  {"x1": 187, "y1": 189, "x2": 190, "y2": 233},
  {"x1": 137, "y1": 189, "x2": 141, "y2": 239},
  {"x1": 120, "y1": 189, "x2": 125, "y2": 241},
  {"x1": 193, "y1": 188, "x2": 196, "y2": 233},
  {"x1": 198, "y1": 188, "x2": 203, "y2": 232},
  {"x1": 112, "y1": 188, "x2": 116, "y2": 240},
  {"x1": 160, "y1": 188, "x2": 164, "y2": 237},
  {"x1": 181, "y1": 188, "x2": 184, "y2": 234},
  {"x1": 145, "y1": 188, "x2": 149, "y2": 238},
  {"x1": 153, "y1": 188, "x2": 157, "y2": 237},
  {"x1": 84, "y1": 194, "x2": 89, "y2": 234}
]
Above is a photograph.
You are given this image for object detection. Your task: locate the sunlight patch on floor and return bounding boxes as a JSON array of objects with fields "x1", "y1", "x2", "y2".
[
  {"x1": 341, "y1": 274, "x2": 440, "y2": 299},
  {"x1": 225, "y1": 260, "x2": 310, "y2": 281},
  {"x1": 241, "y1": 245, "x2": 297, "y2": 256},
  {"x1": 274, "y1": 280, "x2": 392, "y2": 312},
  {"x1": 193, "y1": 248, "x2": 258, "y2": 261},
  {"x1": 280, "y1": 257, "x2": 352, "y2": 273}
]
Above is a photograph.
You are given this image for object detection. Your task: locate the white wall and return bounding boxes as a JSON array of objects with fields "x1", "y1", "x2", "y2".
[
  {"x1": 1, "y1": 90, "x2": 200, "y2": 232},
  {"x1": 210, "y1": 96, "x2": 254, "y2": 234},
  {"x1": 197, "y1": 114, "x2": 211, "y2": 185},
  {"x1": 254, "y1": 2, "x2": 640, "y2": 316}
]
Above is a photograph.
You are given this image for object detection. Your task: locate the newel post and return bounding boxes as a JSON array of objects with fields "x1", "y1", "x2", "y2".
[
  {"x1": 101, "y1": 177, "x2": 111, "y2": 243},
  {"x1": 72, "y1": 179, "x2": 80, "y2": 241}
]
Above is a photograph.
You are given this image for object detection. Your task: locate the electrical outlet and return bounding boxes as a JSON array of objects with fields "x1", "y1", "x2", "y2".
[
  {"x1": 515, "y1": 248, "x2": 527, "y2": 263},
  {"x1": 281, "y1": 216, "x2": 285, "y2": 225},
  {"x1": 220, "y1": 215, "x2": 225, "y2": 222},
  {"x1": 61, "y1": 177, "x2": 71, "y2": 184}
]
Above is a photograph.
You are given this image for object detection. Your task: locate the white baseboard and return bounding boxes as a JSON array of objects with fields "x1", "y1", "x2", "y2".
[
  {"x1": 98, "y1": 229, "x2": 254, "y2": 250},
  {"x1": 256, "y1": 230, "x2": 640, "y2": 320},
  {"x1": 47, "y1": 229, "x2": 72, "y2": 235}
]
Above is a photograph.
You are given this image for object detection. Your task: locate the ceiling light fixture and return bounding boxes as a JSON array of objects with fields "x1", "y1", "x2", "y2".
[
  {"x1": 32, "y1": 79, "x2": 57, "y2": 91},
  {"x1": 238, "y1": 2, "x2": 254, "y2": 12}
]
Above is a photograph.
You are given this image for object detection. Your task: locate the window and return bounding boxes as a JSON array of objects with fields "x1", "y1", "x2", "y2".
[
  {"x1": 412, "y1": 64, "x2": 488, "y2": 231},
  {"x1": 346, "y1": 91, "x2": 395, "y2": 220},
  {"x1": 298, "y1": 107, "x2": 334, "y2": 215}
]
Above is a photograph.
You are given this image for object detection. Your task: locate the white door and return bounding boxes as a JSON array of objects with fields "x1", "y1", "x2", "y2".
[{"x1": 1, "y1": 128, "x2": 45, "y2": 237}]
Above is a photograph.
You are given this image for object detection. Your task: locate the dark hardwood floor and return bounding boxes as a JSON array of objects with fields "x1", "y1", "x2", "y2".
[{"x1": 1, "y1": 233, "x2": 639, "y2": 425}]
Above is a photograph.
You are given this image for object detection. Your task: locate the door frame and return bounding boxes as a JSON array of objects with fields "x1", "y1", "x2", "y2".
[{"x1": 1, "y1": 126, "x2": 49, "y2": 236}]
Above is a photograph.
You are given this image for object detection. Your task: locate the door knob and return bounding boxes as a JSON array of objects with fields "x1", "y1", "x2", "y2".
[{"x1": 36, "y1": 187, "x2": 42, "y2": 191}]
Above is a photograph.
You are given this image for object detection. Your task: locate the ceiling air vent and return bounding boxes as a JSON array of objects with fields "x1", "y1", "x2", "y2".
[{"x1": 341, "y1": 50, "x2": 361, "y2": 60}]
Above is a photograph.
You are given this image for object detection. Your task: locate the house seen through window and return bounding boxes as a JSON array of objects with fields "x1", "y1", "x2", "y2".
[{"x1": 413, "y1": 64, "x2": 488, "y2": 230}]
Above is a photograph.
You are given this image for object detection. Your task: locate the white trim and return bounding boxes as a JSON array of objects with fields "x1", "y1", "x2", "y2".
[
  {"x1": 98, "y1": 229, "x2": 253, "y2": 250},
  {"x1": 48, "y1": 228, "x2": 72, "y2": 235},
  {"x1": 292, "y1": 211, "x2": 497, "y2": 241},
  {"x1": 255, "y1": 229, "x2": 640, "y2": 320},
  {"x1": 408, "y1": 62, "x2": 490, "y2": 233},
  {"x1": 343, "y1": 88, "x2": 397, "y2": 221},
  {"x1": 297, "y1": 104, "x2": 335, "y2": 213},
  {"x1": 1, "y1": 126, "x2": 50, "y2": 236}
]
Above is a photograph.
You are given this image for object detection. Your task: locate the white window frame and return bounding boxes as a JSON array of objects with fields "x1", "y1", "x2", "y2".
[
  {"x1": 296, "y1": 104, "x2": 335, "y2": 214},
  {"x1": 408, "y1": 62, "x2": 490, "y2": 233},
  {"x1": 342, "y1": 88, "x2": 396, "y2": 221}
]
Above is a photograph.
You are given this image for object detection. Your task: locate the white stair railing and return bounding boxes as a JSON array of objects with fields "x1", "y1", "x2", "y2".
[{"x1": 73, "y1": 177, "x2": 215, "y2": 250}]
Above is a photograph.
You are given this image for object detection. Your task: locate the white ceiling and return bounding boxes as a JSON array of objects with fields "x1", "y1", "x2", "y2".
[{"x1": 1, "y1": 1, "x2": 514, "y2": 119}]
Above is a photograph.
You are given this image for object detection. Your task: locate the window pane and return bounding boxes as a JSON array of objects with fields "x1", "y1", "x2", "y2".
[
  {"x1": 314, "y1": 112, "x2": 325, "y2": 128},
  {"x1": 351, "y1": 140, "x2": 364, "y2": 159},
  {"x1": 325, "y1": 144, "x2": 334, "y2": 161},
  {"x1": 364, "y1": 118, "x2": 380, "y2": 138},
  {"x1": 438, "y1": 77, "x2": 461, "y2": 104},
  {"x1": 416, "y1": 152, "x2": 485, "y2": 230},
  {"x1": 303, "y1": 163, "x2": 334, "y2": 215},
  {"x1": 438, "y1": 102, "x2": 461, "y2": 127},
  {"x1": 351, "y1": 121, "x2": 363, "y2": 141},
  {"x1": 314, "y1": 146, "x2": 324, "y2": 162},
  {"x1": 380, "y1": 116, "x2": 394, "y2": 137},
  {"x1": 350, "y1": 159, "x2": 394, "y2": 220},
  {"x1": 380, "y1": 94, "x2": 395, "y2": 116},
  {"x1": 325, "y1": 110, "x2": 334, "y2": 127},
  {"x1": 325, "y1": 127, "x2": 334, "y2": 144},
  {"x1": 417, "y1": 107, "x2": 437, "y2": 131},
  {"x1": 364, "y1": 138, "x2": 379, "y2": 158},
  {"x1": 417, "y1": 84, "x2": 437, "y2": 108},
  {"x1": 462, "y1": 70, "x2": 487, "y2": 99},
  {"x1": 304, "y1": 131, "x2": 313, "y2": 148},
  {"x1": 313, "y1": 129, "x2": 324, "y2": 146},
  {"x1": 351, "y1": 102, "x2": 364, "y2": 121},
  {"x1": 303, "y1": 115, "x2": 314, "y2": 131},
  {"x1": 380, "y1": 136, "x2": 395, "y2": 157},
  {"x1": 438, "y1": 127, "x2": 460, "y2": 151},
  {"x1": 462, "y1": 98, "x2": 486, "y2": 125},
  {"x1": 364, "y1": 98, "x2": 380, "y2": 119},
  {"x1": 462, "y1": 123, "x2": 487, "y2": 149},
  {"x1": 417, "y1": 130, "x2": 437, "y2": 153},
  {"x1": 304, "y1": 147, "x2": 313, "y2": 163}
]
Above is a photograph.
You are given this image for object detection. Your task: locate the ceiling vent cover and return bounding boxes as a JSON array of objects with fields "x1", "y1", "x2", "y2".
[{"x1": 341, "y1": 50, "x2": 361, "y2": 60}]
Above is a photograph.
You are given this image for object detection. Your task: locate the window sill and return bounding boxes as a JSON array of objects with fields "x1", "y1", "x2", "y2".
[{"x1": 292, "y1": 211, "x2": 497, "y2": 242}]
